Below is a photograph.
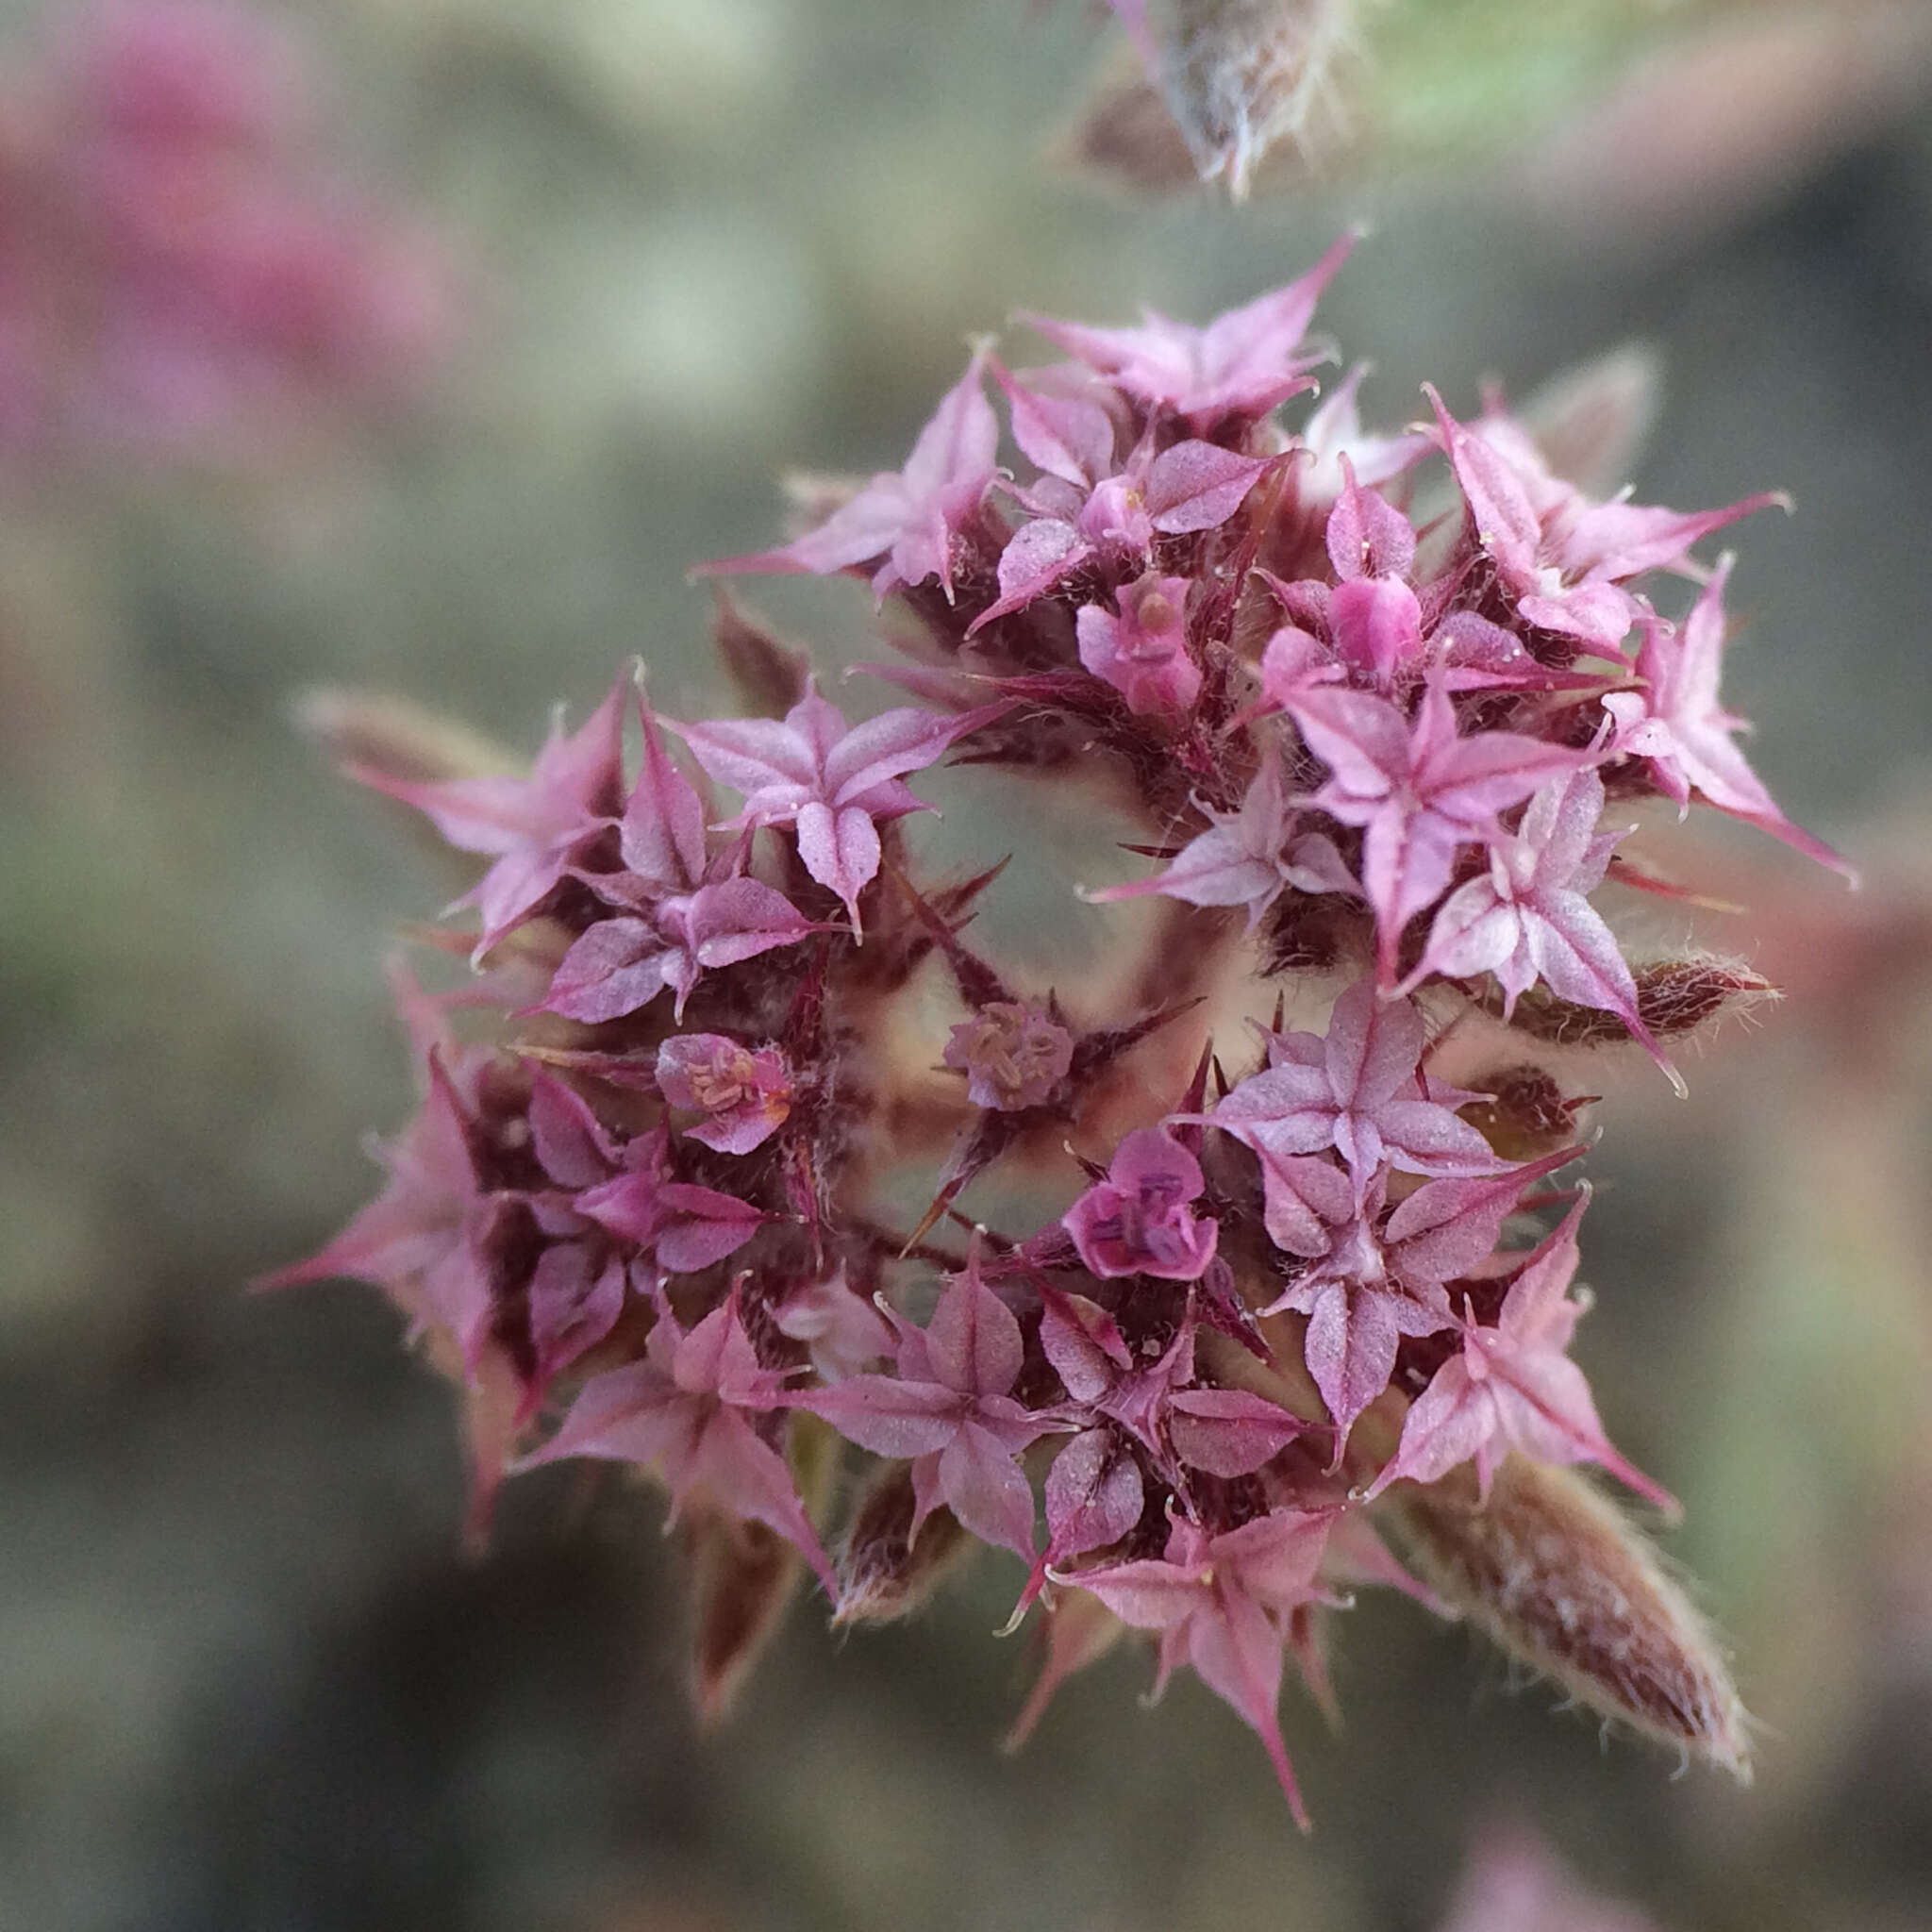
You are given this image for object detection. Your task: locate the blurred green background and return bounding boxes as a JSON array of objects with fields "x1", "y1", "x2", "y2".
[{"x1": 5, "y1": 2, "x2": 1932, "y2": 1926}]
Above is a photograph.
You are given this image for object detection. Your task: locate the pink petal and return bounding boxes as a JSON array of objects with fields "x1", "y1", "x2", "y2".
[
  {"x1": 1038, "y1": 1288, "x2": 1132, "y2": 1403},
  {"x1": 793, "y1": 800, "x2": 882, "y2": 926},
  {"x1": 968, "y1": 518, "x2": 1093, "y2": 631},
  {"x1": 1167, "y1": 1388, "x2": 1308, "y2": 1477},
  {"x1": 1302, "y1": 1280, "x2": 1402, "y2": 1446},
  {"x1": 1141, "y1": 441, "x2": 1275, "y2": 533},
  {"x1": 939, "y1": 1419, "x2": 1041, "y2": 1559},
  {"x1": 1042, "y1": 1429, "x2": 1144, "y2": 1556},
  {"x1": 544, "y1": 919, "x2": 675, "y2": 1023},
  {"x1": 806, "y1": 1374, "x2": 967, "y2": 1458},
  {"x1": 925, "y1": 1265, "x2": 1025, "y2": 1397},
  {"x1": 991, "y1": 360, "x2": 1114, "y2": 485}
]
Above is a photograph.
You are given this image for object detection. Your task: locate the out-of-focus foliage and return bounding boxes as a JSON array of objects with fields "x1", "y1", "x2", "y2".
[{"x1": 1073, "y1": 0, "x2": 1932, "y2": 240}]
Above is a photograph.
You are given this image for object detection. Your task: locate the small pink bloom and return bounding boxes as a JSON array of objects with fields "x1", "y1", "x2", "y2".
[
  {"x1": 542, "y1": 876, "x2": 814, "y2": 1024},
  {"x1": 517, "y1": 1286, "x2": 836, "y2": 1593},
  {"x1": 1402, "y1": 766, "x2": 1677, "y2": 1084},
  {"x1": 1065, "y1": 1507, "x2": 1338, "y2": 1827},
  {"x1": 804, "y1": 1244, "x2": 1063, "y2": 1562},
  {"x1": 656, "y1": 1034, "x2": 792, "y2": 1154},
  {"x1": 698, "y1": 350, "x2": 998, "y2": 602},
  {"x1": 573, "y1": 1127, "x2": 769, "y2": 1275},
  {"x1": 1062, "y1": 1127, "x2": 1219, "y2": 1281},
  {"x1": 669, "y1": 681, "x2": 1009, "y2": 932},
  {"x1": 345, "y1": 672, "x2": 626, "y2": 959},
  {"x1": 1076, "y1": 572, "x2": 1201, "y2": 717},
  {"x1": 1426, "y1": 385, "x2": 1783, "y2": 652},
  {"x1": 1200, "y1": 981, "x2": 1506, "y2": 1206},
  {"x1": 942, "y1": 999, "x2": 1074, "y2": 1111},
  {"x1": 1085, "y1": 756, "x2": 1353, "y2": 930},
  {"x1": 1265, "y1": 1193, "x2": 1456, "y2": 1454},
  {"x1": 261, "y1": 1047, "x2": 493, "y2": 1369},
  {"x1": 971, "y1": 432, "x2": 1274, "y2": 629},
  {"x1": 1017, "y1": 231, "x2": 1353, "y2": 431},
  {"x1": 1604, "y1": 557, "x2": 1853, "y2": 877},
  {"x1": 1288, "y1": 680, "x2": 1589, "y2": 986},
  {"x1": 1366, "y1": 1193, "x2": 1675, "y2": 1513}
]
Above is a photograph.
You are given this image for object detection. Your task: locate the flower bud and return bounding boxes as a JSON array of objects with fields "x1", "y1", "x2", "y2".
[
  {"x1": 1491, "y1": 958, "x2": 1778, "y2": 1049},
  {"x1": 833, "y1": 1461, "x2": 973, "y2": 1627},
  {"x1": 1388, "y1": 1456, "x2": 1751, "y2": 1777},
  {"x1": 686, "y1": 1512, "x2": 804, "y2": 1727},
  {"x1": 294, "y1": 686, "x2": 517, "y2": 789},
  {"x1": 710, "y1": 590, "x2": 811, "y2": 719},
  {"x1": 1458, "y1": 1066, "x2": 1594, "y2": 1162},
  {"x1": 1089, "y1": 0, "x2": 1359, "y2": 199},
  {"x1": 943, "y1": 1000, "x2": 1075, "y2": 1112}
]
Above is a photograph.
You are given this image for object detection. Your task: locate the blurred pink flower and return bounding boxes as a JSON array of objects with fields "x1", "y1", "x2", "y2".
[
  {"x1": 0, "y1": 1, "x2": 447, "y2": 459},
  {"x1": 1435, "y1": 1824, "x2": 1659, "y2": 1932}
]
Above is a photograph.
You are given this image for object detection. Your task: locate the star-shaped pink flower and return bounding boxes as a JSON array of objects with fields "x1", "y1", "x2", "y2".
[
  {"x1": 572, "y1": 1125, "x2": 769, "y2": 1275},
  {"x1": 1258, "y1": 1149, "x2": 1582, "y2": 1454},
  {"x1": 1603, "y1": 558, "x2": 1853, "y2": 878},
  {"x1": 516, "y1": 1286, "x2": 837, "y2": 1592},
  {"x1": 1364, "y1": 1194, "x2": 1675, "y2": 1512},
  {"x1": 1035, "y1": 1287, "x2": 1307, "y2": 1485},
  {"x1": 802, "y1": 1246, "x2": 1064, "y2": 1562},
  {"x1": 536, "y1": 682, "x2": 814, "y2": 1024},
  {"x1": 1428, "y1": 387, "x2": 1783, "y2": 653},
  {"x1": 542, "y1": 874, "x2": 816, "y2": 1024},
  {"x1": 669, "y1": 682, "x2": 1009, "y2": 933},
  {"x1": 971, "y1": 427, "x2": 1277, "y2": 629},
  {"x1": 261, "y1": 1046, "x2": 494, "y2": 1368},
  {"x1": 1288, "y1": 680, "x2": 1588, "y2": 984},
  {"x1": 1064, "y1": 1507, "x2": 1339, "y2": 1827},
  {"x1": 1402, "y1": 766, "x2": 1676, "y2": 1084},
  {"x1": 1017, "y1": 232, "x2": 1354, "y2": 432},
  {"x1": 1085, "y1": 756, "x2": 1356, "y2": 931},
  {"x1": 698, "y1": 350, "x2": 998, "y2": 601},
  {"x1": 1007, "y1": 1301, "x2": 1309, "y2": 1627},
  {"x1": 1263, "y1": 1190, "x2": 1453, "y2": 1453},
  {"x1": 345, "y1": 671, "x2": 626, "y2": 958},
  {"x1": 1200, "y1": 982, "x2": 1507, "y2": 1207}
]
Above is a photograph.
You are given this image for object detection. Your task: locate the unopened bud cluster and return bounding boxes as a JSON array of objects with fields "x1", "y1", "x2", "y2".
[{"x1": 279, "y1": 236, "x2": 1837, "y2": 1819}]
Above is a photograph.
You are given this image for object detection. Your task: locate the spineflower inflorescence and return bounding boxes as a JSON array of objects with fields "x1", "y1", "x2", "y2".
[{"x1": 278, "y1": 235, "x2": 1843, "y2": 1823}]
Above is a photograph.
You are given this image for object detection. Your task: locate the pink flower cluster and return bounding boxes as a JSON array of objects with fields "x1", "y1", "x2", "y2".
[
  {"x1": 281, "y1": 236, "x2": 1827, "y2": 1818},
  {"x1": 0, "y1": 2, "x2": 443, "y2": 458}
]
